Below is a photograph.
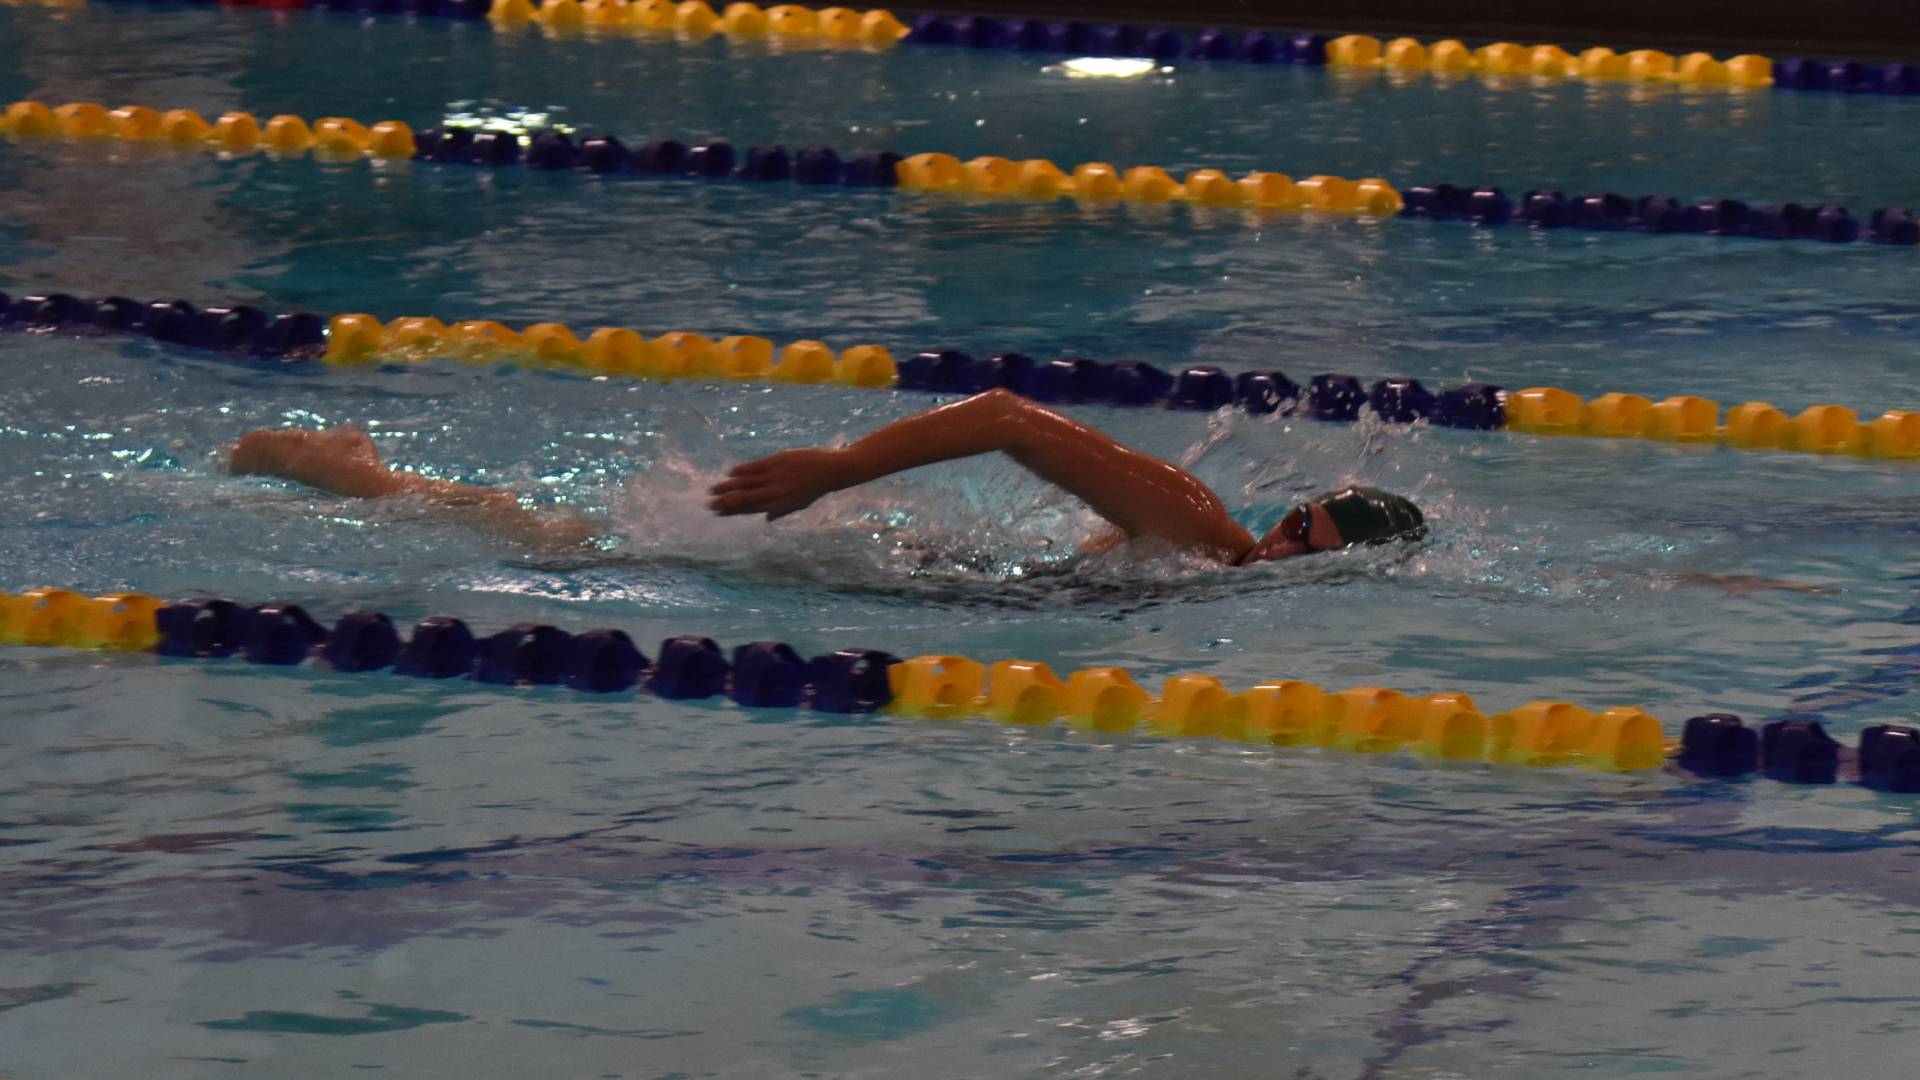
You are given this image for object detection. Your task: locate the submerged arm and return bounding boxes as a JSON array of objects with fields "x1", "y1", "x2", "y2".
[
  {"x1": 1668, "y1": 572, "x2": 1838, "y2": 596},
  {"x1": 707, "y1": 389, "x2": 1254, "y2": 559},
  {"x1": 228, "y1": 428, "x2": 594, "y2": 550}
]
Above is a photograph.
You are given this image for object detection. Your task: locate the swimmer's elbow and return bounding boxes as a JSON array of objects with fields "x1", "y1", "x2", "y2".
[
  {"x1": 977, "y1": 387, "x2": 1040, "y2": 423},
  {"x1": 960, "y1": 387, "x2": 1013, "y2": 426},
  {"x1": 975, "y1": 388, "x2": 1064, "y2": 451}
]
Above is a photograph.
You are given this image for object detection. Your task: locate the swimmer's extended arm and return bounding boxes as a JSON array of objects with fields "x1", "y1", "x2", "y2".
[
  {"x1": 708, "y1": 389, "x2": 1255, "y2": 559},
  {"x1": 229, "y1": 428, "x2": 594, "y2": 549},
  {"x1": 1669, "y1": 572, "x2": 1838, "y2": 596}
]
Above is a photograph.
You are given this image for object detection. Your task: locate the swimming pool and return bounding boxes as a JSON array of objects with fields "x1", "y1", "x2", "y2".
[{"x1": 5, "y1": 5, "x2": 1920, "y2": 1077}]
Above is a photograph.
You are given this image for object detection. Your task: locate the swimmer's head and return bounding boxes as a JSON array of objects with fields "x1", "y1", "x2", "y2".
[{"x1": 1240, "y1": 485, "x2": 1426, "y2": 565}]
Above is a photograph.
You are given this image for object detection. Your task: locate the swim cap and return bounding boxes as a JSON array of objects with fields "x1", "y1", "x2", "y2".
[{"x1": 1312, "y1": 486, "x2": 1426, "y2": 547}]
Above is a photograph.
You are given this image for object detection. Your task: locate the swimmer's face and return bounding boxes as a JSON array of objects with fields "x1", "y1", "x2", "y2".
[{"x1": 1242, "y1": 501, "x2": 1347, "y2": 564}]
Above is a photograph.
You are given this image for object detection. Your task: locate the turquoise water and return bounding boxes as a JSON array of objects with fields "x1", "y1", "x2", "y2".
[{"x1": 4, "y1": 6, "x2": 1920, "y2": 1078}]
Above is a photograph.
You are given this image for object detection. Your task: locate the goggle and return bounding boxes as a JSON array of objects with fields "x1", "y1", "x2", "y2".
[{"x1": 1279, "y1": 503, "x2": 1313, "y2": 547}]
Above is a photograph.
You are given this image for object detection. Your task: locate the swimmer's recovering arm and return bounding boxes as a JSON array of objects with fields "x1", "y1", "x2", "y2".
[
  {"x1": 228, "y1": 428, "x2": 594, "y2": 549},
  {"x1": 708, "y1": 389, "x2": 1256, "y2": 559}
]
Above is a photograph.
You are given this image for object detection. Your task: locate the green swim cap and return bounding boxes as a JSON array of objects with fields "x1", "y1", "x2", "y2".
[{"x1": 1313, "y1": 486, "x2": 1426, "y2": 547}]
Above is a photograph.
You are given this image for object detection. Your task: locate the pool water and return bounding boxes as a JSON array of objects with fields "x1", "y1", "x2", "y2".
[{"x1": 3, "y1": 6, "x2": 1920, "y2": 1078}]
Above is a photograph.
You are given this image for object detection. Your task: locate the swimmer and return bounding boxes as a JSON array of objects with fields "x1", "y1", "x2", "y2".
[
  {"x1": 710, "y1": 393, "x2": 1814, "y2": 591},
  {"x1": 229, "y1": 390, "x2": 1421, "y2": 563},
  {"x1": 708, "y1": 388, "x2": 1423, "y2": 564},
  {"x1": 228, "y1": 390, "x2": 1830, "y2": 593}
]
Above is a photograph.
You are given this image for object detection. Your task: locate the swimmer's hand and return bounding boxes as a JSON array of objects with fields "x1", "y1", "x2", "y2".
[{"x1": 708, "y1": 448, "x2": 846, "y2": 520}]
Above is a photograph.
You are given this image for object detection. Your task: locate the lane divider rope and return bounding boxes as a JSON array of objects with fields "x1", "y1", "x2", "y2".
[
  {"x1": 6, "y1": 97, "x2": 1916, "y2": 247},
  {"x1": 487, "y1": 0, "x2": 909, "y2": 43},
  {"x1": 2, "y1": 588, "x2": 1913, "y2": 790},
  {"x1": 1327, "y1": 35, "x2": 1774, "y2": 85},
  {"x1": 1398, "y1": 184, "x2": 1919, "y2": 245},
  {"x1": 7, "y1": 288, "x2": 1920, "y2": 463},
  {"x1": 0, "y1": 98, "x2": 1403, "y2": 217},
  {"x1": 1317, "y1": 32, "x2": 1920, "y2": 97},
  {"x1": 77, "y1": 0, "x2": 912, "y2": 40},
  {"x1": 65, "y1": 1, "x2": 1920, "y2": 100},
  {"x1": 903, "y1": 14, "x2": 1920, "y2": 100}
]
